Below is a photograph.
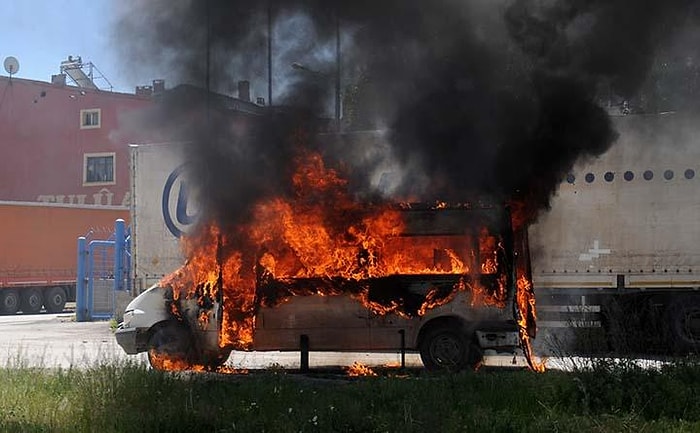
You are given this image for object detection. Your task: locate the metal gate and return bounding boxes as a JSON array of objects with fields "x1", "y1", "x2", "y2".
[{"x1": 76, "y1": 219, "x2": 130, "y2": 321}]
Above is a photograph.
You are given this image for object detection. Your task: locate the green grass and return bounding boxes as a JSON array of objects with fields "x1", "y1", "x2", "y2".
[{"x1": 0, "y1": 360, "x2": 699, "y2": 432}]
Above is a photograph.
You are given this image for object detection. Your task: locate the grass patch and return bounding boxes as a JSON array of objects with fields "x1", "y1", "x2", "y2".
[{"x1": 0, "y1": 359, "x2": 698, "y2": 432}]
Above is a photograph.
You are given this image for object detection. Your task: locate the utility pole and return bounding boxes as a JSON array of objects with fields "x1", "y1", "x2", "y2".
[
  {"x1": 268, "y1": 3, "x2": 273, "y2": 107},
  {"x1": 335, "y1": 12, "x2": 341, "y2": 132},
  {"x1": 205, "y1": 0, "x2": 211, "y2": 99}
]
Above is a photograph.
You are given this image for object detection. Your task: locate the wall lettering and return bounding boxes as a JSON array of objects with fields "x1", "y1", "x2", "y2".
[{"x1": 36, "y1": 189, "x2": 130, "y2": 207}]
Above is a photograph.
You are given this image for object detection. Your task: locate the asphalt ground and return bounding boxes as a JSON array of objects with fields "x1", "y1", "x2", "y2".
[
  {"x1": 0, "y1": 312, "x2": 427, "y2": 370},
  {"x1": 0, "y1": 312, "x2": 553, "y2": 371}
]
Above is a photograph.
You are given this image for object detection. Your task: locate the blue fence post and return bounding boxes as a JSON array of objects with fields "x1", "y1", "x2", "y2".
[
  {"x1": 114, "y1": 219, "x2": 125, "y2": 292},
  {"x1": 125, "y1": 227, "x2": 132, "y2": 294},
  {"x1": 86, "y1": 242, "x2": 94, "y2": 320},
  {"x1": 76, "y1": 236, "x2": 88, "y2": 322}
]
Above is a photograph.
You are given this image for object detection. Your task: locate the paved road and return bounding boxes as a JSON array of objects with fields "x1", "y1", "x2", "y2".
[
  {"x1": 0, "y1": 313, "x2": 429, "y2": 370},
  {"x1": 0, "y1": 313, "x2": 543, "y2": 370},
  {"x1": 0, "y1": 313, "x2": 144, "y2": 369},
  {"x1": 1, "y1": 313, "x2": 671, "y2": 373}
]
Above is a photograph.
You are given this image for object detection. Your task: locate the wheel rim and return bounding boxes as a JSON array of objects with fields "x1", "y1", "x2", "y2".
[
  {"x1": 46, "y1": 289, "x2": 66, "y2": 310},
  {"x1": 429, "y1": 333, "x2": 463, "y2": 367},
  {"x1": 49, "y1": 294, "x2": 62, "y2": 307},
  {"x1": 30, "y1": 295, "x2": 41, "y2": 308},
  {"x1": 3, "y1": 293, "x2": 18, "y2": 310},
  {"x1": 19, "y1": 290, "x2": 43, "y2": 313}
]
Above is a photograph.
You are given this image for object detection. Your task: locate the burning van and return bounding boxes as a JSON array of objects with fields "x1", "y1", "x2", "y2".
[{"x1": 116, "y1": 201, "x2": 535, "y2": 372}]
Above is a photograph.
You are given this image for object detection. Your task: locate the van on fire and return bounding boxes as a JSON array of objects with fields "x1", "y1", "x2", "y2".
[{"x1": 115, "y1": 143, "x2": 534, "y2": 371}]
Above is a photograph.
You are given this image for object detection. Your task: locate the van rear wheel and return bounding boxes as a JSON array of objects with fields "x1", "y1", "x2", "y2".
[{"x1": 420, "y1": 326, "x2": 470, "y2": 372}]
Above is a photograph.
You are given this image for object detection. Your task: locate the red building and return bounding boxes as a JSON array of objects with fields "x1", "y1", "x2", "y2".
[
  {"x1": 0, "y1": 63, "x2": 267, "y2": 208},
  {"x1": 0, "y1": 67, "x2": 156, "y2": 207}
]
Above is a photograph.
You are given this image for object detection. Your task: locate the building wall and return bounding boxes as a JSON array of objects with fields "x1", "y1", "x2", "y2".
[{"x1": 0, "y1": 76, "x2": 153, "y2": 207}]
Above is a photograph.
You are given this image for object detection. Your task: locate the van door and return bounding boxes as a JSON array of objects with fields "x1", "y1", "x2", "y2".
[
  {"x1": 369, "y1": 311, "x2": 413, "y2": 350},
  {"x1": 253, "y1": 294, "x2": 370, "y2": 351}
]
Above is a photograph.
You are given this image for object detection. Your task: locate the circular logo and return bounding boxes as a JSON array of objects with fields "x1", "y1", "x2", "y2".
[{"x1": 162, "y1": 164, "x2": 200, "y2": 238}]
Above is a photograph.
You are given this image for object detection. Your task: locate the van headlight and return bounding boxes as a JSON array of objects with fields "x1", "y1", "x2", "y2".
[{"x1": 121, "y1": 310, "x2": 135, "y2": 328}]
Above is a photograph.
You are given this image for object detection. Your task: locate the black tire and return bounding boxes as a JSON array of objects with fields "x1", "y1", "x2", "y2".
[
  {"x1": 0, "y1": 290, "x2": 20, "y2": 315},
  {"x1": 419, "y1": 325, "x2": 471, "y2": 372},
  {"x1": 147, "y1": 322, "x2": 196, "y2": 371},
  {"x1": 147, "y1": 322, "x2": 231, "y2": 371},
  {"x1": 43, "y1": 287, "x2": 67, "y2": 313},
  {"x1": 20, "y1": 288, "x2": 43, "y2": 314},
  {"x1": 667, "y1": 296, "x2": 700, "y2": 353}
]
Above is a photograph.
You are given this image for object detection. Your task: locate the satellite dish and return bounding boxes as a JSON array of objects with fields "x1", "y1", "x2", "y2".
[{"x1": 4, "y1": 56, "x2": 20, "y2": 76}]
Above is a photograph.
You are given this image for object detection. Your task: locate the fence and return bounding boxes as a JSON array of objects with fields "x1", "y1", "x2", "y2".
[{"x1": 75, "y1": 219, "x2": 131, "y2": 321}]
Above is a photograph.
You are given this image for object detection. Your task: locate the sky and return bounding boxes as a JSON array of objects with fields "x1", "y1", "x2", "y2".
[{"x1": 0, "y1": 1, "x2": 150, "y2": 93}]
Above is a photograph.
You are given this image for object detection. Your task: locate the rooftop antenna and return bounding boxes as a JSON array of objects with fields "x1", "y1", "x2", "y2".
[
  {"x1": 3, "y1": 56, "x2": 20, "y2": 79},
  {"x1": 0, "y1": 57, "x2": 19, "y2": 110}
]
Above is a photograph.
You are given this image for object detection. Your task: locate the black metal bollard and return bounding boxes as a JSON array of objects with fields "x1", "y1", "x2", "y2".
[
  {"x1": 300, "y1": 334, "x2": 309, "y2": 373},
  {"x1": 399, "y1": 329, "x2": 406, "y2": 370}
]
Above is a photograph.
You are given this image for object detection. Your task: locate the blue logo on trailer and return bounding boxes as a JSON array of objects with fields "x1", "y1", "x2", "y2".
[{"x1": 162, "y1": 164, "x2": 199, "y2": 238}]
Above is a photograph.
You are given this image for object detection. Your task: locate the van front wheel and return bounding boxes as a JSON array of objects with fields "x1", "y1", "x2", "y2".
[
  {"x1": 147, "y1": 322, "x2": 195, "y2": 371},
  {"x1": 147, "y1": 322, "x2": 231, "y2": 371}
]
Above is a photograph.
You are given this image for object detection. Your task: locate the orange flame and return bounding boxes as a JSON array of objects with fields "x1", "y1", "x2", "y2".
[
  {"x1": 147, "y1": 349, "x2": 213, "y2": 372},
  {"x1": 346, "y1": 362, "x2": 378, "y2": 377},
  {"x1": 516, "y1": 274, "x2": 546, "y2": 372}
]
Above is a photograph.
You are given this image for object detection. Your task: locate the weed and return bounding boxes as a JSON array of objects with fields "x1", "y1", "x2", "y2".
[{"x1": 0, "y1": 359, "x2": 698, "y2": 432}]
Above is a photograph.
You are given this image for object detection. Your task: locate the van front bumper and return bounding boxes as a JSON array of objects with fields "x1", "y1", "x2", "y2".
[{"x1": 115, "y1": 325, "x2": 150, "y2": 355}]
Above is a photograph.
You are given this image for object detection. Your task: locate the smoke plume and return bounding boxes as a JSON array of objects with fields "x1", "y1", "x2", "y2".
[{"x1": 115, "y1": 0, "x2": 696, "y2": 228}]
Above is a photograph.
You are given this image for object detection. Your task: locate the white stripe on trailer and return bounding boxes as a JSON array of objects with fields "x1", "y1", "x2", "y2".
[
  {"x1": 538, "y1": 320, "x2": 602, "y2": 328},
  {"x1": 538, "y1": 305, "x2": 601, "y2": 313}
]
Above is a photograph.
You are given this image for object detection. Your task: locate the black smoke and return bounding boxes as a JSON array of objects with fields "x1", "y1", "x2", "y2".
[{"x1": 115, "y1": 0, "x2": 697, "y2": 228}]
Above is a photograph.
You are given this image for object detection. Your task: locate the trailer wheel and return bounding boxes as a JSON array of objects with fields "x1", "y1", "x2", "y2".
[
  {"x1": 667, "y1": 296, "x2": 700, "y2": 353},
  {"x1": 419, "y1": 325, "x2": 471, "y2": 372},
  {"x1": 147, "y1": 322, "x2": 196, "y2": 371},
  {"x1": 0, "y1": 290, "x2": 20, "y2": 315},
  {"x1": 43, "y1": 287, "x2": 67, "y2": 314},
  {"x1": 20, "y1": 288, "x2": 43, "y2": 314}
]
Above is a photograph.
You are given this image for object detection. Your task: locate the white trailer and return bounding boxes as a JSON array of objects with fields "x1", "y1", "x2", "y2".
[
  {"x1": 129, "y1": 142, "x2": 192, "y2": 292},
  {"x1": 530, "y1": 112, "x2": 700, "y2": 353}
]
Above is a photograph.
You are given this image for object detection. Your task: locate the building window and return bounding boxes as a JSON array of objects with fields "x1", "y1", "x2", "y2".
[
  {"x1": 80, "y1": 108, "x2": 101, "y2": 129},
  {"x1": 84, "y1": 153, "x2": 115, "y2": 185}
]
